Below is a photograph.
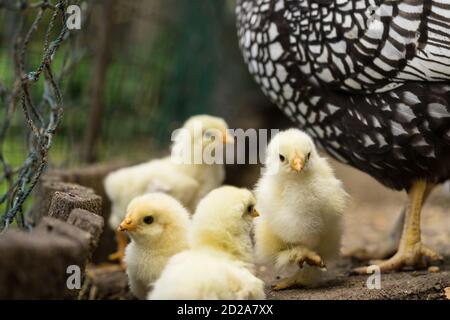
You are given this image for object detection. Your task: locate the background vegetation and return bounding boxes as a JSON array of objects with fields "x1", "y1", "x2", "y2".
[
  {"x1": 1, "y1": 0, "x2": 266, "y2": 163},
  {"x1": 0, "y1": 0, "x2": 281, "y2": 225}
]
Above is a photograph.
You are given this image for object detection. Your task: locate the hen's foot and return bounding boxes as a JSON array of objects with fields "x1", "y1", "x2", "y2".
[
  {"x1": 353, "y1": 243, "x2": 443, "y2": 274},
  {"x1": 353, "y1": 180, "x2": 441, "y2": 274}
]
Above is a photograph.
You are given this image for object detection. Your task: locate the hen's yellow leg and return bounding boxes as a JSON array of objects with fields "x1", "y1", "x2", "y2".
[
  {"x1": 109, "y1": 231, "x2": 128, "y2": 269},
  {"x1": 354, "y1": 180, "x2": 442, "y2": 274}
]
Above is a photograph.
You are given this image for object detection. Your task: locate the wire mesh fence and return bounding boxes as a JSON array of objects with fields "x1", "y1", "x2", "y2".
[{"x1": 0, "y1": 0, "x2": 78, "y2": 230}]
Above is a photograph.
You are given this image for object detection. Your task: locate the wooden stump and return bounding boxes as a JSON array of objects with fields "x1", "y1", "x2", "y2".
[
  {"x1": 0, "y1": 179, "x2": 105, "y2": 299},
  {"x1": 43, "y1": 162, "x2": 128, "y2": 262},
  {"x1": 0, "y1": 228, "x2": 87, "y2": 299},
  {"x1": 49, "y1": 187, "x2": 102, "y2": 222},
  {"x1": 68, "y1": 209, "x2": 104, "y2": 260},
  {"x1": 80, "y1": 264, "x2": 134, "y2": 300}
]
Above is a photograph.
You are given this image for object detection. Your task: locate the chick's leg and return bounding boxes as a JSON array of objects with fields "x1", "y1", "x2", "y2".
[
  {"x1": 354, "y1": 180, "x2": 442, "y2": 274},
  {"x1": 109, "y1": 231, "x2": 128, "y2": 268}
]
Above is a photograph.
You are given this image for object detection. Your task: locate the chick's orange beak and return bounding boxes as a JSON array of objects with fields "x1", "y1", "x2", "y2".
[
  {"x1": 118, "y1": 217, "x2": 136, "y2": 232},
  {"x1": 251, "y1": 208, "x2": 260, "y2": 218},
  {"x1": 291, "y1": 155, "x2": 304, "y2": 172},
  {"x1": 222, "y1": 131, "x2": 234, "y2": 144}
]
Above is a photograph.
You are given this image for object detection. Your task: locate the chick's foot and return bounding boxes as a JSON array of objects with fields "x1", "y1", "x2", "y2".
[
  {"x1": 290, "y1": 247, "x2": 326, "y2": 269},
  {"x1": 108, "y1": 250, "x2": 127, "y2": 269},
  {"x1": 109, "y1": 230, "x2": 128, "y2": 269},
  {"x1": 277, "y1": 246, "x2": 326, "y2": 270},
  {"x1": 108, "y1": 251, "x2": 122, "y2": 261}
]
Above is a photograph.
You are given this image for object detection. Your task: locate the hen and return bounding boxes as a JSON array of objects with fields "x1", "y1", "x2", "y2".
[{"x1": 237, "y1": 0, "x2": 450, "y2": 272}]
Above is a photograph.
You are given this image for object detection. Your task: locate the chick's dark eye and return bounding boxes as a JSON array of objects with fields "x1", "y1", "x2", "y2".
[
  {"x1": 247, "y1": 205, "x2": 253, "y2": 213},
  {"x1": 307, "y1": 152, "x2": 311, "y2": 160},
  {"x1": 143, "y1": 216, "x2": 154, "y2": 225},
  {"x1": 279, "y1": 154, "x2": 285, "y2": 162}
]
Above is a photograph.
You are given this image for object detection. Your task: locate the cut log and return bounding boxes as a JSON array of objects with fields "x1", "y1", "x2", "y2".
[
  {"x1": 68, "y1": 208, "x2": 104, "y2": 260},
  {"x1": 0, "y1": 230, "x2": 86, "y2": 299},
  {"x1": 48, "y1": 188, "x2": 102, "y2": 222},
  {"x1": 80, "y1": 264, "x2": 134, "y2": 300},
  {"x1": 44, "y1": 162, "x2": 128, "y2": 262}
]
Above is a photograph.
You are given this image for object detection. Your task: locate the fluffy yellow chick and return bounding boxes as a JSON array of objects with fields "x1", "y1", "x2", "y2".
[
  {"x1": 254, "y1": 129, "x2": 348, "y2": 290},
  {"x1": 119, "y1": 193, "x2": 190, "y2": 299},
  {"x1": 149, "y1": 186, "x2": 265, "y2": 300},
  {"x1": 105, "y1": 115, "x2": 233, "y2": 262}
]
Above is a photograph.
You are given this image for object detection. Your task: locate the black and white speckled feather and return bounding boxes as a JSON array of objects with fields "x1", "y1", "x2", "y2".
[{"x1": 237, "y1": 0, "x2": 450, "y2": 190}]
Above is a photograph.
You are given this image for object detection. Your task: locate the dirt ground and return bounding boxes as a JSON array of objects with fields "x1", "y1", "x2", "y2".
[{"x1": 87, "y1": 159, "x2": 450, "y2": 300}]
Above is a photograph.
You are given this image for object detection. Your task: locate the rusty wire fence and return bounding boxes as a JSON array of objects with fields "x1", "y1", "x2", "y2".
[{"x1": 0, "y1": 0, "x2": 80, "y2": 230}]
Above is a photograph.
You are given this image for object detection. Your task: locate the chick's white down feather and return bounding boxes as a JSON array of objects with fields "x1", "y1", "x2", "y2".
[
  {"x1": 255, "y1": 129, "x2": 348, "y2": 286},
  {"x1": 149, "y1": 186, "x2": 265, "y2": 300},
  {"x1": 104, "y1": 115, "x2": 230, "y2": 230},
  {"x1": 122, "y1": 193, "x2": 190, "y2": 299}
]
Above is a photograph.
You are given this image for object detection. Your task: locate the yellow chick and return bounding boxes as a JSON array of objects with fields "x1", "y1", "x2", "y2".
[
  {"x1": 105, "y1": 115, "x2": 234, "y2": 263},
  {"x1": 149, "y1": 186, "x2": 265, "y2": 300},
  {"x1": 119, "y1": 193, "x2": 190, "y2": 299},
  {"x1": 254, "y1": 129, "x2": 348, "y2": 290}
]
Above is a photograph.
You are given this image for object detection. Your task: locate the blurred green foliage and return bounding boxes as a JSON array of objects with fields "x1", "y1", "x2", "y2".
[
  {"x1": 2, "y1": 0, "x2": 239, "y2": 168},
  {"x1": 1, "y1": 0, "x2": 257, "y2": 219}
]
